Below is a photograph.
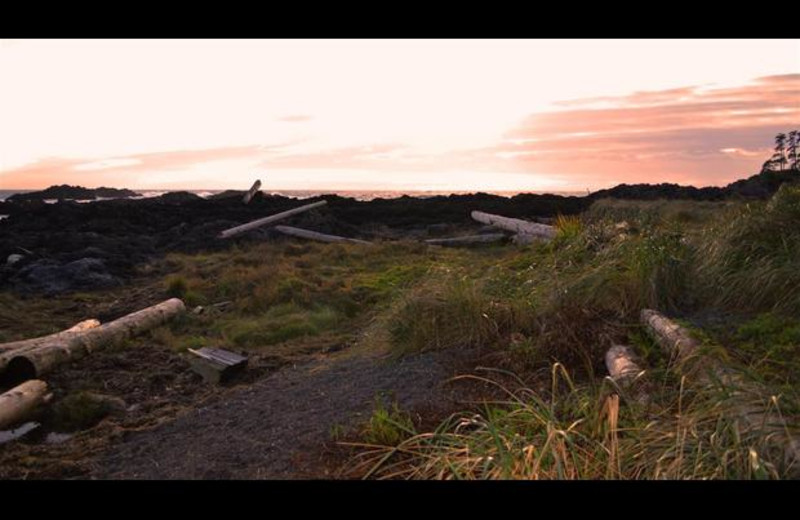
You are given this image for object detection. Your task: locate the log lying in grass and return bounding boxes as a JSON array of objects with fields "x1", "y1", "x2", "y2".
[
  {"x1": 425, "y1": 233, "x2": 507, "y2": 246},
  {"x1": 640, "y1": 309, "x2": 699, "y2": 363},
  {"x1": 0, "y1": 319, "x2": 100, "y2": 353},
  {"x1": 641, "y1": 308, "x2": 800, "y2": 474},
  {"x1": 605, "y1": 344, "x2": 649, "y2": 405},
  {"x1": 471, "y1": 211, "x2": 556, "y2": 240},
  {"x1": 274, "y1": 225, "x2": 371, "y2": 245},
  {"x1": 0, "y1": 299, "x2": 185, "y2": 382},
  {"x1": 219, "y1": 200, "x2": 328, "y2": 239},
  {"x1": 0, "y1": 380, "x2": 51, "y2": 430},
  {"x1": 242, "y1": 179, "x2": 262, "y2": 205},
  {"x1": 605, "y1": 344, "x2": 643, "y2": 382}
]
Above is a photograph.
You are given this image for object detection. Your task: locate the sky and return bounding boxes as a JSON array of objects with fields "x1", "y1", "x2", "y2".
[{"x1": 1, "y1": 39, "x2": 798, "y2": 192}]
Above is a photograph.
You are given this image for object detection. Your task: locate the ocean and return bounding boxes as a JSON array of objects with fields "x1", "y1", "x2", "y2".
[{"x1": 0, "y1": 189, "x2": 584, "y2": 203}]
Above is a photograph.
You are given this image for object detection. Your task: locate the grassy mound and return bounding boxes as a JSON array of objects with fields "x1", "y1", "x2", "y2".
[{"x1": 353, "y1": 183, "x2": 800, "y2": 479}]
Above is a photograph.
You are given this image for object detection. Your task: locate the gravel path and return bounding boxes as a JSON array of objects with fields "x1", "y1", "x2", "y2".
[{"x1": 91, "y1": 349, "x2": 466, "y2": 479}]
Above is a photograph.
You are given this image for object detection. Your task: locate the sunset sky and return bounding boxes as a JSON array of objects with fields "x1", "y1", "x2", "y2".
[{"x1": 1, "y1": 39, "x2": 798, "y2": 192}]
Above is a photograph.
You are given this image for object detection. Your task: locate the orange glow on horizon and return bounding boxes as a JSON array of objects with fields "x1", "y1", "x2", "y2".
[{"x1": 1, "y1": 39, "x2": 798, "y2": 192}]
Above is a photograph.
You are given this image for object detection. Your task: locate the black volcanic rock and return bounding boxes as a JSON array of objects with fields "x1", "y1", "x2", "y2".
[
  {"x1": 12, "y1": 257, "x2": 121, "y2": 295},
  {"x1": 207, "y1": 190, "x2": 246, "y2": 200},
  {"x1": 156, "y1": 191, "x2": 204, "y2": 204},
  {"x1": 589, "y1": 170, "x2": 799, "y2": 201},
  {"x1": 7, "y1": 184, "x2": 140, "y2": 202},
  {"x1": 1, "y1": 168, "x2": 797, "y2": 295}
]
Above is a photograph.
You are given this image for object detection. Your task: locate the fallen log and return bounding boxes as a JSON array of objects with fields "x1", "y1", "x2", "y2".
[
  {"x1": 0, "y1": 380, "x2": 51, "y2": 430},
  {"x1": 274, "y1": 225, "x2": 371, "y2": 245},
  {"x1": 219, "y1": 200, "x2": 328, "y2": 239},
  {"x1": 242, "y1": 179, "x2": 262, "y2": 205},
  {"x1": 605, "y1": 344, "x2": 643, "y2": 382},
  {"x1": 471, "y1": 211, "x2": 556, "y2": 240},
  {"x1": 0, "y1": 299, "x2": 185, "y2": 382},
  {"x1": 0, "y1": 319, "x2": 101, "y2": 353},
  {"x1": 641, "y1": 308, "x2": 800, "y2": 475},
  {"x1": 640, "y1": 309, "x2": 699, "y2": 363}
]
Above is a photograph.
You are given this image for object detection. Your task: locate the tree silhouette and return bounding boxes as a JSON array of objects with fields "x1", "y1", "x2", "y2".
[
  {"x1": 788, "y1": 130, "x2": 799, "y2": 171},
  {"x1": 774, "y1": 133, "x2": 787, "y2": 171}
]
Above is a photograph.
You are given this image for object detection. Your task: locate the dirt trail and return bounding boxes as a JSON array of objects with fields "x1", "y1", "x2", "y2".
[{"x1": 90, "y1": 347, "x2": 469, "y2": 479}]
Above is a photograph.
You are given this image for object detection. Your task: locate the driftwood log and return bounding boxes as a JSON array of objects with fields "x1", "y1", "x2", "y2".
[
  {"x1": 641, "y1": 308, "x2": 800, "y2": 474},
  {"x1": 0, "y1": 380, "x2": 51, "y2": 430},
  {"x1": 0, "y1": 298, "x2": 185, "y2": 382},
  {"x1": 471, "y1": 211, "x2": 556, "y2": 240},
  {"x1": 242, "y1": 179, "x2": 262, "y2": 205},
  {"x1": 219, "y1": 200, "x2": 328, "y2": 239},
  {"x1": 425, "y1": 233, "x2": 507, "y2": 246},
  {"x1": 640, "y1": 309, "x2": 699, "y2": 363},
  {"x1": 605, "y1": 344, "x2": 650, "y2": 405},
  {"x1": 605, "y1": 344, "x2": 643, "y2": 382},
  {"x1": 0, "y1": 319, "x2": 100, "y2": 353},
  {"x1": 274, "y1": 225, "x2": 371, "y2": 245}
]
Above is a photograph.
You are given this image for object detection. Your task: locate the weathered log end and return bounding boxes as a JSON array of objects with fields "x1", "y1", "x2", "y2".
[
  {"x1": 605, "y1": 344, "x2": 643, "y2": 382},
  {"x1": 0, "y1": 380, "x2": 50, "y2": 430},
  {"x1": 0, "y1": 298, "x2": 186, "y2": 384},
  {"x1": 242, "y1": 179, "x2": 262, "y2": 205}
]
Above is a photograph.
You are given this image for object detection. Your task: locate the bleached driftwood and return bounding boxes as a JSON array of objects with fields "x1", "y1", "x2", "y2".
[
  {"x1": 274, "y1": 225, "x2": 371, "y2": 245},
  {"x1": 641, "y1": 308, "x2": 800, "y2": 474},
  {"x1": 0, "y1": 319, "x2": 100, "y2": 353},
  {"x1": 605, "y1": 344, "x2": 650, "y2": 406},
  {"x1": 605, "y1": 344, "x2": 643, "y2": 382},
  {"x1": 219, "y1": 200, "x2": 328, "y2": 239},
  {"x1": 0, "y1": 299, "x2": 185, "y2": 380},
  {"x1": 640, "y1": 309, "x2": 699, "y2": 363},
  {"x1": 243, "y1": 179, "x2": 262, "y2": 205},
  {"x1": 0, "y1": 380, "x2": 51, "y2": 430},
  {"x1": 471, "y1": 211, "x2": 556, "y2": 240},
  {"x1": 426, "y1": 233, "x2": 507, "y2": 246}
]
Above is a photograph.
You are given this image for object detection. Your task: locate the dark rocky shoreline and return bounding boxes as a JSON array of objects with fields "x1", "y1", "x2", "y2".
[{"x1": 1, "y1": 170, "x2": 796, "y2": 295}]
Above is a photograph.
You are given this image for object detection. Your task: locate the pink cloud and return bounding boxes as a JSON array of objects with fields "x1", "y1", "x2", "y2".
[{"x1": 1, "y1": 75, "x2": 796, "y2": 191}]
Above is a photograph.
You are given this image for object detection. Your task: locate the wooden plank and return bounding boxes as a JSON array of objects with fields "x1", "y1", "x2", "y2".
[
  {"x1": 188, "y1": 347, "x2": 248, "y2": 384},
  {"x1": 219, "y1": 200, "x2": 328, "y2": 239}
]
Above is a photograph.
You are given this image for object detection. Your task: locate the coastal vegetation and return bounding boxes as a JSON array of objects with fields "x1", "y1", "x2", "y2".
[{"x1": 0, "y1": 163, "x2": 798, "y2": 479}]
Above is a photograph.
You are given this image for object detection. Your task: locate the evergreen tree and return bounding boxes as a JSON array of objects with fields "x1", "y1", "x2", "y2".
[
  {"x1": 774, "y1": 133, "x2": 787, "y2": 171},
  {"x1": 787, "y1": 130, "x2": 799, "y2": 171}
]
